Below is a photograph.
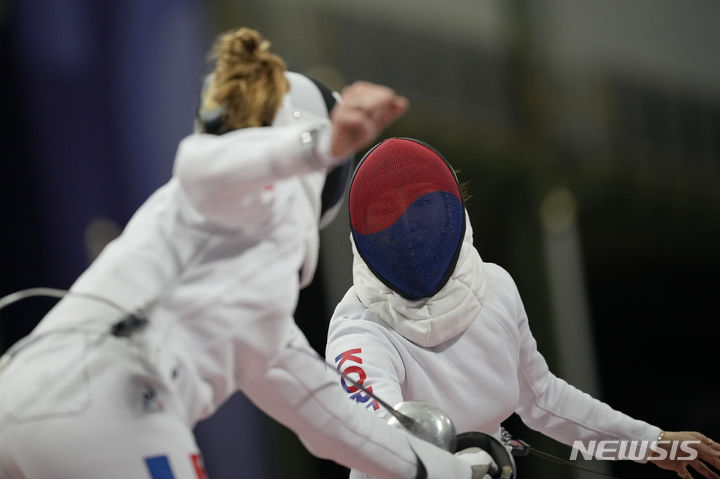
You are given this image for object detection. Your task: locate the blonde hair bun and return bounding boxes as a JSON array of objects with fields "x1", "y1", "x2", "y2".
[
  {"x1": 203, "y1": 27, "x2": 289, "y2": 131},
  {"x1": 223, "y1": 28, "x2": 270, "y2": 61}
]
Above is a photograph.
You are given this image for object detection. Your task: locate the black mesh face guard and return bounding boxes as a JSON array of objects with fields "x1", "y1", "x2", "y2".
[{"x1": 349, "y1": 138, "x2": 465, "y2": 299}]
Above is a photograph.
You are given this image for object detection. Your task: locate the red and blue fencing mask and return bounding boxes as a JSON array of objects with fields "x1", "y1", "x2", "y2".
[{"x1": 349, "y1": 138, "x2": 465, "y2": 300}]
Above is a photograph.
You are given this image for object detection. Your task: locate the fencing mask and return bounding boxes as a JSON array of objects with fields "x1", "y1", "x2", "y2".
[{"x1": 349, "y1": 138, "x2": 465, "y2": 300}]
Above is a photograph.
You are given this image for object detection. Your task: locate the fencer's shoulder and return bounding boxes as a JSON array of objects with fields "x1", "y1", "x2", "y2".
[
  {"x1": 328, "y1": 287, "x2": 387, "y2": 333},
  {"x1": 331, "y1": 287, "x2": 376, "y2": 322},
  {"x1": 483, "y1": 263, "x2": 520, "y2": 293},
  {"x1": 481, "y1": 262, "x2": 525, "y2": 324}
]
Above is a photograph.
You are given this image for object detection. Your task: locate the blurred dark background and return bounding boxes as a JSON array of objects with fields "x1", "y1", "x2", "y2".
[{"x1": 1, "y1": 1, "x2": 718, "y2": 478}]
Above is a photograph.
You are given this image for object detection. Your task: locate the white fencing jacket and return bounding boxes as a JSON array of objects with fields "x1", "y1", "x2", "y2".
[
  {"x1": 326, "y1": 213, "x2": 661, "y2": 461},
  {"x1": 32, "y1": 118, "x2": 330, "y2": 423},
  {"x1": 8, "y1": 101, "x2": 475, "y2": 478}
]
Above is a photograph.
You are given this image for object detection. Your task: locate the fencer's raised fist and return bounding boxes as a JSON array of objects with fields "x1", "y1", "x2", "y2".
[{"x1": 329, "y1": 81, "x2": 409, "y2": 158}]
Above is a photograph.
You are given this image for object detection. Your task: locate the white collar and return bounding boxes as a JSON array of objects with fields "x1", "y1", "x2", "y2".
[{"x1": 351, "y1": 211, "x2": 486, "y2": 347}]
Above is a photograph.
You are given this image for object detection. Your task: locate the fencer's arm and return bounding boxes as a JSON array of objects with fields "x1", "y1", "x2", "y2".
[
  {"x1": 174, "y1": 123, "x2": 338, "y2": 219},
  {"x1": 324, "y1": 300, "x2": 406, "y2": 419},
  {"x1": 508, "y1": 267, "x2": 662, "y2": 458},
  {"x1": 240, "y1": 323, "x2": 474, "y2": 479}
]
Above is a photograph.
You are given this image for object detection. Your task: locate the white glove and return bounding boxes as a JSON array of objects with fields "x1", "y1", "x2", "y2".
[
  {"x1": 405, "y1": 434, "x2": 475, "y2": 479},
  {"x1": 347, "y1": 434, "x2": 480, "y2": 479},
  {"x1": 455, "y1": 447, "x2": 498, "y2": 479}
]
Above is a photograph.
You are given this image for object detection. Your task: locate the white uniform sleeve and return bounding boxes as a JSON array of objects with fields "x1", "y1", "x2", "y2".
[
  {"x1": 242, "y1": 323, "x2": 472, "y2": 479},
  {"x1": 326, "y1": 308, "x2": 411, "y2": 479},
  {"x1": 325, "y1": 312, "x2": 406, "y2": 420},
  {"x1": 512, "y1": 278, "x2": 661, "y2": 460},
  {"x1": 173, "y1": 123, "x2": 335, "y2": 228}
]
